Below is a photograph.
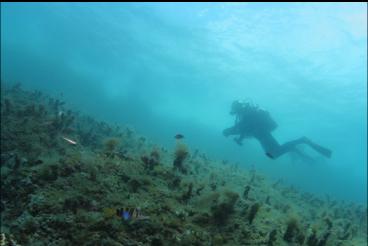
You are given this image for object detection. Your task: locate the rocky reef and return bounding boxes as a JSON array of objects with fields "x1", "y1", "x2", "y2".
[{"x1": 1, "y1": 82, "x2": 367, "y2": 245}]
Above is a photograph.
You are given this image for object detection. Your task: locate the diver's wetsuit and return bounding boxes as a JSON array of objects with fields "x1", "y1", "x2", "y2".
[{"x1": 223, "y1": 103, "x2": 332, "y2": 159}]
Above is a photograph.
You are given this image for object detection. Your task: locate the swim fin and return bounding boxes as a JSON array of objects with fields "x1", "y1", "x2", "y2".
[{"x1": 306, "y1": 140, "x2": 332, "y2": 158}]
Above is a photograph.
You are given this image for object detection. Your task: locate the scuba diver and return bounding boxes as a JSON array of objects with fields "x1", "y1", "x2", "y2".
[{"x1": 223, "y1": 100, "x2": 332, "y2": 160}]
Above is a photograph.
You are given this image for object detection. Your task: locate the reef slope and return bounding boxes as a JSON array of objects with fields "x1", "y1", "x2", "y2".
[{"x1": 1, "y1": 83, "x2": 367, "y2": 246}]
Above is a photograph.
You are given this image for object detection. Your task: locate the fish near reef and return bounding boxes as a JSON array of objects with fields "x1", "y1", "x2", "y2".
[
  {"x1": 175, "y1": 134, "x2": 184, "y2": 139},
  {"x1": 103, "y1": 207, "x2": 149, "y2": 221},
  {"x1": 62, "y1": 136, "x2": 77, "y2": 145}
]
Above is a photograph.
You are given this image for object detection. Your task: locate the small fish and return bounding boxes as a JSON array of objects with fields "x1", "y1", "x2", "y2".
[
  {"x1": 62, "y1": 136, "x2": 77, "y2": 145},
  {"x1": 175, "y1": 134, "x2": 184, "y2": 139},
  {"x1": 116, "y1": 207, "x2": 149, "y2": 221}
]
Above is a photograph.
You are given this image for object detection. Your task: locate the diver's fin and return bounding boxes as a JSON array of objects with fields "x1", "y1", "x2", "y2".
[
  {"x1": 266, "y1": 152, "x2": 275, "y2": 159},
  {"x1": 307, "y1": 141, "x2": 332, "y2": 158}
]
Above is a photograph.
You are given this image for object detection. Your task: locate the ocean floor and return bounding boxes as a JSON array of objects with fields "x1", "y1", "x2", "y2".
[{"x1": 1, "y1": 83, "x2": 367, "y2": 246}]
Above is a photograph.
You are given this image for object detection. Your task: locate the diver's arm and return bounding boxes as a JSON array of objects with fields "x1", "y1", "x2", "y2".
[{"x1": 223, "y1": 126, "x2": 239, "y2": 137}]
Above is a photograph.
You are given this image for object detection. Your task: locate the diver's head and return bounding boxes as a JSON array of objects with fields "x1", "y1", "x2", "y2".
[{"x1": 230, "y1": 100, "x2": 243, "y2": 115}]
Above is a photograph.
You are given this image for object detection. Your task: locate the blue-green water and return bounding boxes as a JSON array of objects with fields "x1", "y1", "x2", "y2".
[{"x1": 1, "y1": 2, "x2": 367, "y2": 204}]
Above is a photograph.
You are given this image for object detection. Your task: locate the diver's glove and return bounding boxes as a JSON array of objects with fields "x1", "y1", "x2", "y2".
[{"x1": 223, "y1": 128, "x2": 231, "y2": 137}]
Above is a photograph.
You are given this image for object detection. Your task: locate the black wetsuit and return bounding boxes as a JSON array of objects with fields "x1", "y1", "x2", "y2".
[{"x1": 223, "y1": 104, "x2": 332, "y2": 159}]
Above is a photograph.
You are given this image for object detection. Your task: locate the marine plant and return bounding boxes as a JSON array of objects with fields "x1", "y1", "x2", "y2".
[
  {"x1": 181, "y1": 182, "x2": 193, "y2": 203},
  {"x1": 267, "y1": 229, "x2": 277, "y2": 246},
  {"x1": 141, "y1": 149, "x2": 160, "y2": 170},
  {"x1": 173, "y1": 142, "x2": 189, "y2": 173},
  {"x1": 317, "y1": 231, "x2": 331, "y2": 246},
  {"x1": 323, "y1": 217, "x2": 333, "y2": 230},
  {"x1": 265, "y1": 195, "x2": 271, "y2": 205},
  {"x1": 103, "y1": 137, "x2": 120, "y2": 157},
  {"x1": 196, "y1": 192, "x2": 220, "y2": 212},
  {"x1": 248, "y1": 202, "x2": 261, "y2": 224},
  {"x1": 1, "y1": 84, "x2": 367, "y2": 245},
  {"x1": 211, "y1": 191, "x2": 239, "y2": 225},
  {"x1": 306, "y1": 227, "x2": 318, "y2": 246},
  {"x1": 243, "y1": 185, "x2": 251, "y2": 199},
  {"x1": 4, "y1": 99, "x2": 12, "y2": 114},
  {"x1": 195, "y1": 184, "x2": 205, "y2": 196},
  {"x1": 283, "y1": 216, "x2": 300, "y2": 242}
]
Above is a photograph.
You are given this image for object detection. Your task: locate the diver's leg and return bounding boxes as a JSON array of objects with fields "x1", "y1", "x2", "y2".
[
  {"x1": 254, "y1": 132, "x2": 282, "y2": 159},
  {"x1": 256, "y1": 133, "x2": 332, "y2": 159},
  {"x1": 278, "y1": 137, "x2": 307, "y2": 154},
  {"x1": 255, "y1": 133, "x2": 307, "y2": 159},
  {"x1": 278, "y1": 137, "x2": 332, "y2": 159}
]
